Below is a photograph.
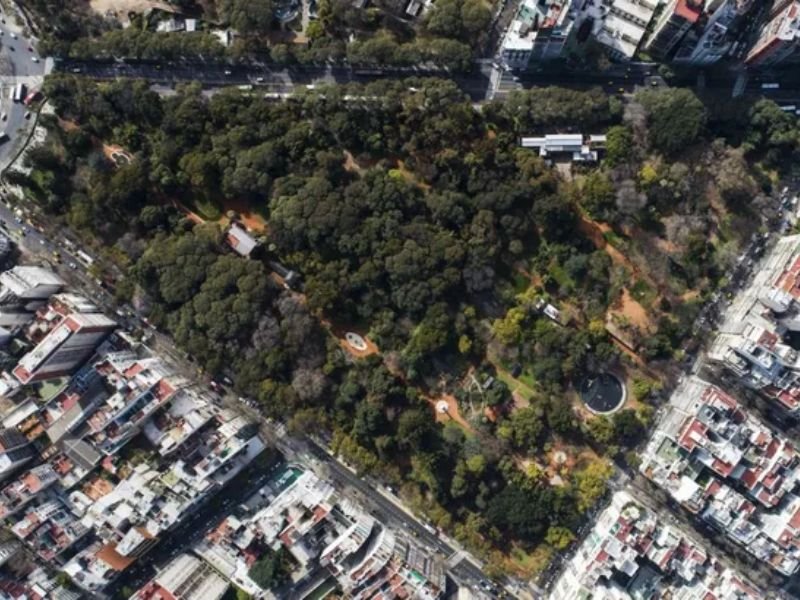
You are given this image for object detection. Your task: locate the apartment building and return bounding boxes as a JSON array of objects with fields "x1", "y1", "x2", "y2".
[
  {"x1": 674, "y1": 0, "x2": 755, "y2": 65},
  {"x1": 195, "y1": 468, "x2": 444, "y2": 599},
  {"x1": 499, "y1": 0, "x2": 576, "y2": 68},
  {"x1": 644, "y1": 0, "x2": 703, "y2": 58},
  {"x1": 12, "y1": 309, "x2": 116, "y2": 384},
  {"x1": 551, "y1": 490, "x2": 761, "y2": 599},
  {"x1": 580, "y1": 0, "x2": 660, "y2": 60},
  {"x1": 707, "y1": 234, "x2": 800, "y2": 413},
  {"x1": 0, "y1": 428, "x2": 34, "y2": 481},
  {"x1": 745, "y1": 0, "x2": 800, "y2": 67},
  {"x1": 11, "y1": 498, "x2": 91, "y2": 564},
  {"x1": 131, "y1": 553, "x2": 229, "y2": 600},
  {"x1": 0, "y1": 266, "x2": 64, "y2": 308},
  {"x1": 640, "y1": 376, "x2": 800, "y2": 575}
]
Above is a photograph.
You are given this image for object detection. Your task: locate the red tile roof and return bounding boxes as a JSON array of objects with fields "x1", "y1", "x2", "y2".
[{"x1": 678, "y1": 418, "x2": 708, "y2": 452}]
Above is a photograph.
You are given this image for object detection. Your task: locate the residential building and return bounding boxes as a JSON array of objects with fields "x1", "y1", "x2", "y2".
[
  {"x1": 195, "y1": 468, "x2": 444, "y2": 599},
  {"x1": 745, "y1": 0, "x2": 800, "y2": 67},
  {"x1": 142, "y1": 389, "x2": 217, "y2": 456},
  {"x1": 0, "y1": 565, "x2": 82, "y2": 600},
  {"x1": 644, "y1": 0, "x2": 703, "y2": 58},
  {"x1": 674, "y1": 0, "x2": 755, "y2": 65},
  {"x1": 0, "y1": 428, "x2": 34, "y2": 481},
  {"x1": 520, "y1": 133, "x2": 606, "y2": 162},
  {"x1": 83, "y1": 353, "x2": 179, "y2": 455},
  {"x1": 0, "y1": 267, "x2": 65, "y2": 308},
  {"x1": 499, "y1": 0, "x2": 576, "y2": 69},
  {"x1": 225, "y1": 224, "x2": 258, "y2": 258},
  {"x1": 640, "y1": 376, "x2": 800, "y2": 575},
  {"x1": 551, "y1": 490, "x2": 761, "y2": 599},
  {"x1": 707, "y1": 234, "x2": 800, "y2": 413},
  {"x1": 62, "y1": 414, "x2": 264, "y2": 593},
  {"x1": 131, "y1": 553, "x2": 229, "y2": 600},
  {"x1": 11, "y1": 498, "x2": 90, "y2": 563},
  {"x1": 574, "y1": 0, "x2": 660, "y2": 60},
  {"x1": 12, "y1": 311, "x2": 116, "y2": 384},
  {"x1": 0, "y1": 464, "x2": 59, "y2": 519},
  {"x1": 62, "y1": 529, "x2": 159, "y2": 594},
  {"x1": 195, "y1": 467, "x2": 334, "y2": 595},
  {"x1": 0, "y1": 267, "x2": 65, "y2": 329},
  {"x1": 40, "y1": 362, "x2": 106, "y2": 443}
]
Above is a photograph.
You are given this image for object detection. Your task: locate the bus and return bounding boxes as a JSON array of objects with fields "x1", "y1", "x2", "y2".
[
  {"x1": 75, "y1": 249, "x2": 94, "y2": 267},
  {"x1": 780, "y1": 105, "x2": 797, "y2": 113},
  {"x1": 12, "y1": 83, "x2": 25, "y2": 103},
  {"x1": 761, "y1": 82, "x2": 780, "y2": 90}
]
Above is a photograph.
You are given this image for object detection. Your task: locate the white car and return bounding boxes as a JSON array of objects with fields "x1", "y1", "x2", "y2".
[
  {"x1": 0, "y1": 113, "x2": 6, "y2": 121},
  {"x1": 31, "y1": 56, "x2": 38, "y2": 63},
  {"x1": 10, "y1": 33, "x2": 16, "y2": 39}
]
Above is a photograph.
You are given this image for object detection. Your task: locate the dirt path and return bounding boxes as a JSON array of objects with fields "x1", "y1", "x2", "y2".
[
  {"x1": 577, "y1": 216, "x2": 642, "y2": 278},
  {"x1": 219, "y1": 197, "x2": 268, "y2": 233},
  {"x1": 614, "y1": 287, "x2": 653, "y2": 332},
  {"x1": 89, "y1": 0, "x2": 174, "y2": 22},
  {"x1": 425, "y1": 394, "x2": 473, "y2": 432}
]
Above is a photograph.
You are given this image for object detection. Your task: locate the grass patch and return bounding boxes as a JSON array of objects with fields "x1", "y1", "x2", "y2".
[
  {"x1": 193, "y1": 197, "x2": 223, "y2": 221},
  {"x1": 630, "y1": 278, "x2": 657, "y2": 308},
  {"x1": 518, "y1": 372, "x2": 537, "y2": 390},
  {"x1": 494, "y1": 366, "x2": 537, "y2": 403},
  {"x1": 603, "y1": 229, "x2": 625, "y2": 247},
  {"x1": 548, "y1": 262, "x2": 574, "y2": 291},
  {"x1": 507, "y1": 543, "x2": 554, "y2": 578},
  {"x1": 513, "y1": 272, "x2": 530, "y2": 293}
]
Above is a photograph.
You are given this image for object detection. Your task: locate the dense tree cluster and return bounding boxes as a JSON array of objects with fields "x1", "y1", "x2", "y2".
[
  {"x1": 23, "y1": 75, "x2": 793, "y2": 573},
  {"x1": 635, "y1": 88, "x2": 707, "y2": 156}
]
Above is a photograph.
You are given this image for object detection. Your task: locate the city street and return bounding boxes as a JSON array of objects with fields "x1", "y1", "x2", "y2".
[
  {"x1": 55, "y1": 56, "x2": 800, "y2": 104},
  {"x1": 0, "y1": 182, "x2": 512, "y2": 596},
  {"x1": 54, "y1": 57, "x2": 660, "y2": 102},
  {"x1": 250, "y1": 412, "x2": 502, "y2": 595},
  {"x1": 0, "y1": 8, "x2": 47, "y2": 170}
]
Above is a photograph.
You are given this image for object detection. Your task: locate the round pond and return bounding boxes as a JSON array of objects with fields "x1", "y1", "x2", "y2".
[{"x1": 579, "y1": 372, "x2": 626, "y2": 415}]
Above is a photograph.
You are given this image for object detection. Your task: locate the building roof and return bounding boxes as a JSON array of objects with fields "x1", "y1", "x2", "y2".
[
  {"x1": 225, "y1": 225, "x2": 258, "y2": 257},
  {"x1": 96, "y1": 542, "x2": 137, "y2": 572},
  {"x1": 674, "y1": 0, "x2": 702, "y2": 23}
]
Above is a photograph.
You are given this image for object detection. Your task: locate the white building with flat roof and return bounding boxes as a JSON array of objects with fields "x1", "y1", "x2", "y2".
[
  {"x1": 499, "y1": 0, "x2": 576, "y2": 68},
  {"x1": 131, "y1": 553, "x2": 229, "y2": 600},
  {"x1": 521, "y1": 133, "x2": 606, "y2": 162},
  {"x1": 572, "y1": 0, "x2": 660, "y2": 60},
  {"x1": 13, "y1": 312, "x2": 117, "y2": 384},
  {"x1": 0, "y1": 266, "x2": 65, "y2": 306}
]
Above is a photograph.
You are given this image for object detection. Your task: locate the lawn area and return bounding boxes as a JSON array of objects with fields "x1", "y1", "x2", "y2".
[
  {"x1": 506, "y1": 543, "x2": 554, "y2": 578},
  {"x1": 513, "y1": 272, "x2": 530, "y2": 293},
  {"x1": 629, "y1": 278, "x2": 657, "y2": 309},
  {"x1": 192, "y1": 197, "x2": 223, "y2": 221},
  {"x1": 495, "y1": 366, "x2": 537, "y2": 404},
  {"x1": 36, "y1": 377, "x2": 69, "y2": 401},
  {"x1": 548, "y1": 262, "x2": 574, "y2": 290}
]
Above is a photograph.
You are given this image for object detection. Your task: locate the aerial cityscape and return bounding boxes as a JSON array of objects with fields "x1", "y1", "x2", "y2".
[{"x1": 0, "y1": 0, "x2": 796, "y2": 598}]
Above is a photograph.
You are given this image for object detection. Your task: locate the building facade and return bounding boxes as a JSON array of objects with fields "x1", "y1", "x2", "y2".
[
  {"x1": 745, "y1": 0, "x2": 800, "y2": 67},
  {"x1": 13, "y1": 312, "x2": 116, "y2": 384}
]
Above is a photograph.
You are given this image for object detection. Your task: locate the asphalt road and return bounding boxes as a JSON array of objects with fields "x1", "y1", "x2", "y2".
[
  {"x1": 0, "y1": 189, "x2": 117, "y2": 316},
  {"x1": 255, "y1": 419, "x2": 505, "y2": 596},
  {"x1": 55, "y1": 58, "x2": 659, "y2": 102},
  {"x1": 0, "y1": 10, "x2": 46, "y2": 169},
  {"x1": 0, "y1": 180, "x2": 509, "y2": 595}
]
